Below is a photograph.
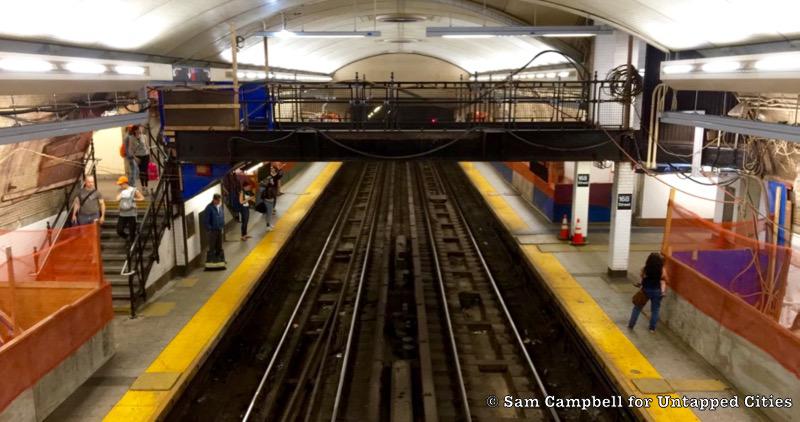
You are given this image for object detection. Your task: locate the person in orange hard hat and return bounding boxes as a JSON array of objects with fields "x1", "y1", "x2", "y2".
[{"x1": 115, "y1": 176, "x2": 144, "y2": 244}]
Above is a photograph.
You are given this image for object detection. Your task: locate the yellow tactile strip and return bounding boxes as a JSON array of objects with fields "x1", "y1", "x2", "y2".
[
  {"x1": 460, "y1": 162, "x2": 698, "y2": 422},
  {"x1": 104, "y1": 163, "x2": 341, "y2": 422}
]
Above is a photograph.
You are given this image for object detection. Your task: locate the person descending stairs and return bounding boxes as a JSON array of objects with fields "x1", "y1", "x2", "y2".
[{"x1": 101, "y1": 193, "x2": 150, "y2": 313}]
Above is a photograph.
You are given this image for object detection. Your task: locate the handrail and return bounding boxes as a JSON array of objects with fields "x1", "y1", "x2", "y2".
[
  {"x1": 121, "y1": 143, "x2": 174, "y2": 317},
  {"x1": 34, "y1": 143, "x2": 97, "y2": 276}
]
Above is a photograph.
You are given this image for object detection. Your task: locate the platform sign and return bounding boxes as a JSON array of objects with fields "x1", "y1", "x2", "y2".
[
  {"x1": 576, "y1": 173, "x2": 590, "y2": 187},
  {"x1": 617, "y1": 193, "x2": 632, "y2": 210}
]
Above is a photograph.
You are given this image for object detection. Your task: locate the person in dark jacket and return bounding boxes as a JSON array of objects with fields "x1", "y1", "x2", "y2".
[
  {"x1": 204, "y1": 193, "x2": 226, "y2": 269},
  {"x1": 628, "y1": 253, "x2": 669, "y2": 332}
]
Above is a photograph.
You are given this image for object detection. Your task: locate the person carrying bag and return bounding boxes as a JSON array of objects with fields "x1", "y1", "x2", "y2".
[{"x1": 628, "y1": 253, "x2": 669, "y2": 332}]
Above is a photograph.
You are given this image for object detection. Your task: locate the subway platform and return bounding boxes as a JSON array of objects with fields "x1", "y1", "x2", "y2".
[
  {"x1": 44, "y1": 163, "x2": 338, "y2": 422},
  {"x1": 462, "y1": 162, "x2": 764, "y2": 422}
]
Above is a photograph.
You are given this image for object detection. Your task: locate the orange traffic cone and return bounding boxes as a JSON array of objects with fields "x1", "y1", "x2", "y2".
[
  {"x1": 558, "y1": 214, "x2": 570, "y2": 240},
  {"x1": 571, "y1": 218, "x2": 586, "y2": 246}
]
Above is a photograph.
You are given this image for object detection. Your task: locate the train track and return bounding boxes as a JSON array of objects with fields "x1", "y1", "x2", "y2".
[
  {"x1": 242, "y1": 162, "x2": 383, "y2": 421},
  {"x1": 414, "y1": 162, "x2": 557, "y2": 421},
  {"x1": 240, "y1": 162, "x2": 559, "y2": 421}
]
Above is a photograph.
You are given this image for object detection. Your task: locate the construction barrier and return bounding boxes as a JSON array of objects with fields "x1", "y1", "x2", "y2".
[
  {"x1": 662, "y1": 200, "x2": 800, "y2": 377},
  {"x1": 0, "y1": 223, "x2": 112, "y2": 412}
]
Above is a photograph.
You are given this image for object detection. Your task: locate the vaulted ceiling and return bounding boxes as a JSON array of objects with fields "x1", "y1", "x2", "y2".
[{"x1": 1, "y1": 0, "x2": 798, "y2": 74}]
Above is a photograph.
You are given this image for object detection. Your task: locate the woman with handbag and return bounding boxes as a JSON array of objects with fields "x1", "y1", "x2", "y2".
[
  {"x1": 628, "y1": 253, "x2": 668, "y2": 332},
  {"x1": 239, "y1": 182, "x2": 256, "y2": 240}
]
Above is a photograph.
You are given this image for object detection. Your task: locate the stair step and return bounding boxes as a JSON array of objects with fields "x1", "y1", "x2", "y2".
[{"x1": 106, "y1": 275, "x2": 129, "y2": 284}]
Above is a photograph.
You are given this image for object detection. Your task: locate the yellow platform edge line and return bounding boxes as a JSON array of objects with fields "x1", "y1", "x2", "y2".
[
  {"x1": 104, "y1": 163, "x2": 342, "y2": 422},
  {"x1": 460, "y1": 162, "x2": 698, "y2": 422}
]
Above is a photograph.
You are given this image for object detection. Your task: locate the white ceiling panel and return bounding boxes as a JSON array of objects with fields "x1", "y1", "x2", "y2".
[{"x1": 0, "y1": 0, "x2": 796, "y2": 75}]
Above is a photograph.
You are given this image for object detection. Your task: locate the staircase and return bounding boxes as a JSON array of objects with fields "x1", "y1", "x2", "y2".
[{"x1": 101, "y1": 199, "x2": 151, "y2": 312}]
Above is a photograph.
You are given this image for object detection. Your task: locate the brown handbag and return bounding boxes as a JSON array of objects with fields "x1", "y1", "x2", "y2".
[{"x1": 632, "y1": 289, "x2": 649, "y2": 309}]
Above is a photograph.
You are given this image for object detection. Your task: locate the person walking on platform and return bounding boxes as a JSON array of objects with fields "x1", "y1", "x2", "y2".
[
  {"x1": 131, "y1": 128, "x2": 150, "y2": 190},
  {"x1": 260, "y1": 171, "x2": 278, "y2": 230},
  {"x1": 239, "y1": 182, "x2": 256, "y2": 240},
  {"x1": 71, "y1": 176, "x2": 105, "y2": 226},
  {"x1": 204, "y1": 193, "x2": 226, "y2": 269},
  {"x1": 123, "y1": 126, "x2": 141, "y2": 187},
  {"x1": 115, "y1": 176, "x2": 144, "y2": 242},
  {"x1": 628, "y1": 253, "x2": 669, "y2": 332}
]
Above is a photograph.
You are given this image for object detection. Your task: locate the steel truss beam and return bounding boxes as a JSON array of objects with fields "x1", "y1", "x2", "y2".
[{"x1": 175, "y1": 128, "x2": 630, "y2": 162}]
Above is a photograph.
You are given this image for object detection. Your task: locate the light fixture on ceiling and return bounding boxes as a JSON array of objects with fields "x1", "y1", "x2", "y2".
[
  {"x1": 700, "y1": 61, "x2": 741, "y2": 73},
  {"x1": 254, "y1": 30, "x2": 381, "y2": 38},
  {"x1": 754, "y1": 55, "x2": 800, "y2": 71},
  {"x1": 0, "y1": 58, "x2": 55, "y2": 72},
  {"x1": 558, "y1": 71, "x2": 570, "y2": 78},
  {"x1": 382, "y1": 38, "x2": 419, "y2": 44},
  {"x1": 376, "y1": 14, "x2": 427, "y2": 23},
  {"x1": 426, "y1": 25, "x2": 612, "y2": 38},
  {"x1": 64, "y1": 61, "x2": 107, "y2": 74},
  {"x1": 545, "y1": 72, "x2": 557, "y2": 78},
  {"x1": 442, "y1": 34, "x2": 495, "y2": 39},
  {"x1": 662, "y1": 64, "x2": 694, "y2": 74},
  {"x1": 114, "y1": 65, "x2": 146, "y2": 75}
]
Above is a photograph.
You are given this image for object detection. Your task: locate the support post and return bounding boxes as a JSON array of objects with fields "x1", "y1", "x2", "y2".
[
  {"x1": 607, "y1": 162, "x2": 635, "y2": 276},
  {"x1": 691, "y1": 126, "x2": 704, "y2": 177},
  {"x1": 230, "y1": 24, "x2": 240, "y2": 130},
  {"x1": 662, "y1": 189, "x2": 677, "y2": 254},
  {"x1": 5, "y1": 247, "x2": 19, "y2": 334},
  {"x1": 570, "y1": 162, "x2": 592, "y2": 239},
  {"x1": 713, "y1": 173, "x2": 737, "y2": 224}
]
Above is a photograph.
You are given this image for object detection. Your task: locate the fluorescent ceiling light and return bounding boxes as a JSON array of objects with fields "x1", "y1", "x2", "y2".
[
  {"x1": 546, "y1": 72, "x2": 557, "y2": 78},
  {"x1": 754, "y1": 55, "x2": 800, "y2": 71},
  {"x1": 662, "y1": 64, "x2": 694, "y2": 74},
  {"x1": 442, "y1": 34, "x2": 496, "y2": 39},
  {"x1": 65, "y1": 61, "x2": 107, "y2": 74},
  {"x1": 701, "y1": 61, "x2": 741, "y2": 73},
  {"x1": 245, "y1": 162, "x2": 264, "y2": 174},
  {"x1": 426, "y1": 25, "x2": 612, "y2": 38},
  {"x1": 541, "y1": 33, "x2": 598, "y2": 38},
  {"x1": 535, "y1": 73, "x2": 545, "y2": 79},
  {"x1": 114, "y1": 65, "x2": 146, "y2": 75},
  {"x1": 255, "y1": 30, "x2": 381, "y2": 38},
  {"x1": 0, "y1": 58, "x2": 54, "y2": 72},
  {"x1": 296, "y1": 74, "x2": 333, "y2": 82},
  {"x1": 558, "y1": 71, "x2": 570, "y2": 78}
]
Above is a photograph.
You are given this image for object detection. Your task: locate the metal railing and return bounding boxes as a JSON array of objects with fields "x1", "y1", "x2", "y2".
[
  {"x1": 121, "y1": 130, "x2": 176, "y2": 317},
  {"x1": 239, "y1": 77, "x2": 631, "y2": 130},
  {"x1": 34, "y1": 142, "x2": 98, "y2": 277}
]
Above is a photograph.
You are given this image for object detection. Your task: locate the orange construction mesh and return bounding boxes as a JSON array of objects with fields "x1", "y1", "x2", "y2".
[
  {"x1": 663, "y1": 203, "x2": 794, "y2": 320},
  {"x1": 662, "y1": 200, "x2": 800, "y2": 377},
  {"x1": 0, "y1": 223, "x2": 111, "y2": 413},
  {"x1": 0, "y1": 223, "x2": 105, "y2": 339}
]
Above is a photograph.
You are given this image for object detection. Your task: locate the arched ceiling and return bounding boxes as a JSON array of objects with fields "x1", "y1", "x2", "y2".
[
  {"x1": 216, "y1": 1, "x2": 573, "y2": 74},
  {"x1": 0, "y1": 0, "x2": 799, "y2": 74}
]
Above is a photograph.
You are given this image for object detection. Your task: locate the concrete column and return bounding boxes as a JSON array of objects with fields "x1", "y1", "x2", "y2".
[
  {"x1": 691, "y1": 127, "x2": 704, "y2": 177},
  {"x1": 713, "y1": 172, "x2": 737, "y2": 224},
  {"x1": 608, "y1": 162, "x2": 635, "y2": 276},
  {"x1": 571, "y1": 161, "x2": 592, "y2": 238}
]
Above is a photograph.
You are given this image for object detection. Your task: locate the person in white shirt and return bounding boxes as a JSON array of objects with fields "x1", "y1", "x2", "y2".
[{"x1": 115, "y1": 176, "x2": 144, "y2": 243}]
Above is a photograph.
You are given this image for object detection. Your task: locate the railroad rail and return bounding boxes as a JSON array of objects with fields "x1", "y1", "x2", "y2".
[
  {"x1": 243, "y1": 161, "x2": 558, "y2": 421},
  {"x1": 242, "y1": 162, "x2": 383, "y2": 421}
]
